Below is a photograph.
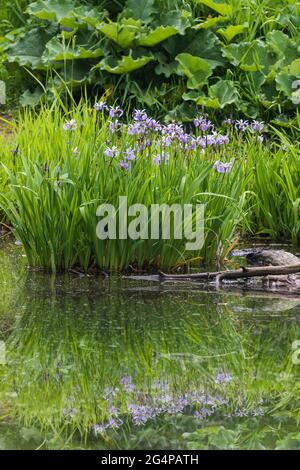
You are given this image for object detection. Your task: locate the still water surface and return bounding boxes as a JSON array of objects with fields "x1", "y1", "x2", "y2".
[{"x1": 0, "y1": 241, "x2": 299, "y2": 449}]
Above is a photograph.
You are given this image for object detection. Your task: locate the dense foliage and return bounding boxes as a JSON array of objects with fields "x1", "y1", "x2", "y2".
[
  {"x1": 1, "y1": 0, "x2": 300, "y2": 122},
  {"x1": 0, "y1": 102, "x2": 299, "y2": 272}
]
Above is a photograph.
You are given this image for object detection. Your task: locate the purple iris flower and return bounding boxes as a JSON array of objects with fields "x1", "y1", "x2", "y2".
[
  {"x1": 94, "y1": 101, "x2": 107, "y2": 112},
  {"x1": 194, "y1": 116, "x2": 213, "y2": 132},
  {"x1": 250, "y1": 120, "x2": 264, "y2": 133},
  {"x1": 108, "y1": 120, "x2": 122, "y2": 134},
  {"x1": 127, "y1": 122, "x2": 146, "y2": 136},
  {"x1": 109, "y1": 106, "x2": 124, "y2": 118},
  {"x1": 120, "y1": 160, "x2": 130, "y2": 171},
  {"x1": 104, "y1": 146, "x2": 118, "y2": 158},
  {"x1": 146, "y1": 118, "x2": 162, "y2": 132},
  {"x1": 235, "y1": 119, "x2": 249, "y2": 132},
  {"x1": 120, "y1": 375, "x2": 135, "y2": 393},
  {"x1": 215, "y1": 371, "x2": 233, "y2": 384},
  {"x1": 133, "y1": 109, "x2": 148, "y2": 122},
  {"x1": 63, "y1": 119, "x2": 77, "y2": 131},
  {"x1": 128, "y1": 404, "x2": 159, "y2": 426},
  {"x1": 153, "y1": 155, "x2": 161, "y2": 165},
  {"x1": 213, "y1": 160, "x2": 233, "y2": 174},
  {"x1": 124, "y1": 148, "x2": 136, "y2": 161}
]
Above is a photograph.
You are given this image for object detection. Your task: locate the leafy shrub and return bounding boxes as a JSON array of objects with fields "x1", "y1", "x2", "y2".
[{"x1": 1, "y1": 0, "x2": 300, "y2": 121}]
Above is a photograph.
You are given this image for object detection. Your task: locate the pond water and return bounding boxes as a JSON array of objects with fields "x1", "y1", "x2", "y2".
[{"x1": 0, "y1": 240, "x2": 300, "y2": 450}]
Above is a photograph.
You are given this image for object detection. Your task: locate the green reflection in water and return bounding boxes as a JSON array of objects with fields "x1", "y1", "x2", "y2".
[{"x1": 0, "y1": 241, "x2": 299, "y2": 449}]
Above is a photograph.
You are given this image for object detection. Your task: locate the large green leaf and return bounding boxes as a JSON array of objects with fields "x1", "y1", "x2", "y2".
[
  {"x1": 29, "y1": 1, "x2": 105, "y2": 29},
  {"x1": 290, "y1": 58, "x2": 300, "y2": 76},
  {"x1": 6, "y1": 28, "x2": 52, "y2": 69},
  {"x1": 196, "y1": 94, "x2": 220, "y2": 109},
  {"x1": 125, "y1": 0, "x2": 156, "y2": 24},
  {"x1": 184, "y1": 80, "x2": 239, "y2": 109},
  {"x1": 160, "y1": 10, "x2": 191, "y2": 34},
  {"x1": 275, "y1": 72, "x2": 294, "y2": 97},
  {"x1": 98, "y1": 55, "x2": 153, "y2": 74},
  {"x1": 20, "y1": 88, "x2": 43, "y2": 107},
  {"x1": 194, "y1": 16, "x2": 228, "y2": 30},
  {"x1": 223, "y1": 40, "x2": 276, "y2": 72},
  {"x1": 154, "y1": 57, "x2": 179, "y2": 78},
  {"x1": 138, "y1": 26, "x2": 179, "y2": 47},
  {"x1": 267, "y1": 30, "x2": 298, "y2": 67},
  {"x1": 209, "y1": 79, "x2": 239, "y2": 108},
  {"x1": 166, "y1": 101, "x2": 198, "y2": 122},
  {"x1": 176, "y1": 53, "x2": 212, "y2": 89},
  {"x1": 196, "y1": 0, "x2": 233, "y2": 16},
  {"x1": 164, "y1": 30, "x2": 225, "y2": 68},
  {"x1": 42, "y1": 37, "x2": 103, "y2": 62},
  {"x1": 97, "y1": 19, "x2": 141, "y2": 48},
  {"x1": 61, "y1": 6, "x2": 105, "y2": 29},
  {"x1": 217, "y1": 24, "x2": 246, "y2": 42},
  {"x1": 28, "y1": 0, "x2": 75, "y2": 22},
  {"x1": 60, "y1": 61, "x2": 91, "y2": 84}
]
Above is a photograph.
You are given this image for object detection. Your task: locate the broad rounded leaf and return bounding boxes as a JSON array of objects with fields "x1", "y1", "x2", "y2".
[
  {"x1": 99, "y1": 55, "x2": 153, "y2": 74},
  {"x1": 138, "y1": 26, "x2": 179, "y2": 47},
  {"x1": 98, "y1": 19, "x2": 141, "y2": 48},
  {"x1": 175, "y1": 52, "x2": 213, "y2": 89},
  {"x1": 290, "y1": 58, "x2": 300, "y2": 77},
  {"x1": 20, "y1": 88, "x2": 43, "y2": 108},
  {"x1": 125, "y1": 0, "x2": 156, "y2": 24},
  {"x1": 193, "y1": 16, "x2": 228, "y2": 30},
  {"x1": 223, "y1": 40, "x2": 276, "y2": 72},
  {"x1": 42, "y1": 37, "x2": 103, "y2": 63},
  {"x1": 196, "y1": 95, "x2": 220, "y2": 108},
  {"x1": 209, "y1": 79, "x2": 239, "y2": 108},
  {"x1": 267, "y1": 30, "x2": 298, "y2": 67},
  {"x1": 196, "y1": 0, "x2": 233, "y2": 16},
  {"x1": 165, "y1": 30, "x2": 225, "y2": 68},
  {"x1": 155, "y1": 59, "x2": 179, "y2": 78},
  {"x1": 182, "y1": 90, "x2": 201, "y2": 101},
  {"x1": 160, "y1": 10, "x2": 191, "y2": 34},
  {"x1": 6, "y1": 28, "x2": 52, "y2": 69},
  {"x1": 28, "y1": 0, "x2": 75, "y2": 21},
  {"x1": 217, "y1": 24, "x2": 246, "y2": 42},
  {"x1": 275, "y1": 72, "x2": 294, "y2": 97}
]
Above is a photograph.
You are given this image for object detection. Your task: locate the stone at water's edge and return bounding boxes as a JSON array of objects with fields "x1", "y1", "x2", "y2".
[
  {"x1": 231, "y1": 249, "x2": 300, "y2": 266},
  {"x1": 231, "y1": 248, "x2": 300, "y2": 291}
]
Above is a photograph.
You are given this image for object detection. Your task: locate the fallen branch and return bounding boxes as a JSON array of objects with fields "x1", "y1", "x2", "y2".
[{"x1": 124, "y1": 264, "x2": 300, "y2": 284}]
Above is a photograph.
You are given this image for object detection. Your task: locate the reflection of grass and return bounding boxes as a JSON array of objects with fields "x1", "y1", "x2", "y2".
[
  {"x1": 0, "y1": 262, "x2": 299, "y2": 448},
  {"x1": 0, "y1": 241, "x2": 26, "y2": 336}
]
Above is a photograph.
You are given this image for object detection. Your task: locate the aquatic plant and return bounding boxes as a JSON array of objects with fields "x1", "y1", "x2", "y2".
[{"x1": 1, "y1": 102, "x2": 253, "y2": 272}]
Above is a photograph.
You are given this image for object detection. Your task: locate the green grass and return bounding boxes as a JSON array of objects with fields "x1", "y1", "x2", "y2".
[
  {"x1": 0, "y1": 102, "x2": 251, "y2": 272},
  {"x1": 0, "y1": 102, "x2": 299, "y2": 272}
]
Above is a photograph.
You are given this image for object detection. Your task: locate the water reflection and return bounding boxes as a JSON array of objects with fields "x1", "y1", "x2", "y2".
[{"x1": 0, "y1": 242, "x2": 299, "y2": 449}]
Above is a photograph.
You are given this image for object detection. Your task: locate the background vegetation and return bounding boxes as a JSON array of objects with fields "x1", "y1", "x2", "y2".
[{"x1": 1, "y1": 0, "x2": 300, "y2": 123}]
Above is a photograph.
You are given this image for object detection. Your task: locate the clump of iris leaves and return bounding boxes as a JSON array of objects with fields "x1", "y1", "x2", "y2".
[{"x1": 0, "y1": 100, "x2": 299, "y2": 272}]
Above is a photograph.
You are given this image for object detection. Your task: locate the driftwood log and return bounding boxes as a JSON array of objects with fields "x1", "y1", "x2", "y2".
[
  {"x1": 157, "y1": 264, "x2": 300, "y2": 285},
  {"x1": 124, "y1": 250, "x2": 300, "y2": 290},
  {"x1": 125, "y1": 264, "x2": 300, "y2": 284}
]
